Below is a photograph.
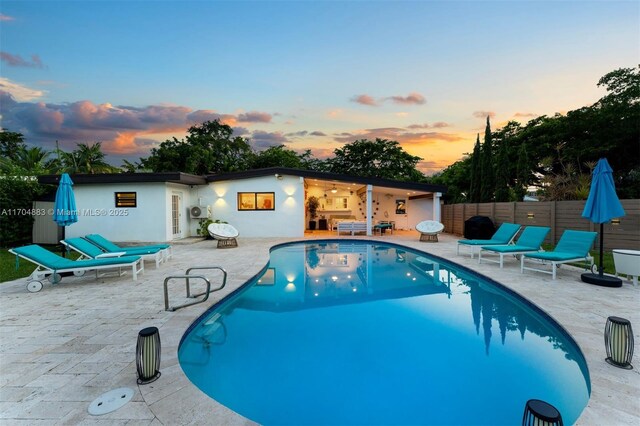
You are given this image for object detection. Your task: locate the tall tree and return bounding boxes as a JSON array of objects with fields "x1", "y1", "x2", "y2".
[
  {"x1": 251, "y1": 145, "x2": 307, "y2": 169},
  {"x1": 514, "y1": 142, "x2": 530, "y2": 201},
  {"x1": 494, "y1": 137, "x2": 510, "y2": 202},
  {"x1": 326, "y1": 138, "x2": 424, "y2": 181},
  {"x1": 0, "y1": 129, "x2": 26, "y2": 160},
  {"x1": 468, "y1": 134, "x2": 481, "y2": 202},
  {"x1": 479, "y1": 116, "x2": 495, "y2": 202},
  {"x1": 141, "y1": 120, "x2": 253, "y2": 174}
]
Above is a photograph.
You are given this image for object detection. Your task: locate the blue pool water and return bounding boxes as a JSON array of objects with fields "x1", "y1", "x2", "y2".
[{"x1": 179, "y1": 241, "x2": 590, "y2": 425}]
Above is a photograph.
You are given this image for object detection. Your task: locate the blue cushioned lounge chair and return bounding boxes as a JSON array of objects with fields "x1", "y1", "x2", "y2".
[
  {"x1": 63, "y1": 237, "x2": 164, "y2": 268},
  {"x1": 9, "y1": 244, "x2": 143, "y2": 293},
  {"x1": 457, "y1": 222, "x2": 521, "y2": 258},
  {"x1": 478, "y1": 226, "x2": 551, "y2": 268},
  {"x1": 84, "y1": 234, "x2": 171, "y2": 265},
  {"x1": 520, "y1": 230, "x2": 597, "y2": 280}
]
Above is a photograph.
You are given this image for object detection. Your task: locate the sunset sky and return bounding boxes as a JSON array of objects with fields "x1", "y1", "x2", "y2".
[{"x1": 1, "y1": 1, "x2": 638, "y2": 174}]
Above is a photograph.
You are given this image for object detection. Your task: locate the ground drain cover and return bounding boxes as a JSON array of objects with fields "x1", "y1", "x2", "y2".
[{"x1": 88, "y1": 387, "x2": 134, "y2": 415}]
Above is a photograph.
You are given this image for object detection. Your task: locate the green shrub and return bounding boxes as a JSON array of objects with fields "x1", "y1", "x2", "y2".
[{"x1": 0, "y1": 177, "x2": 48, "y2": 248}]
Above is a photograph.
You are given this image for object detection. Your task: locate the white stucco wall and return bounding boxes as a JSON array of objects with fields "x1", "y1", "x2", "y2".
[
  {"x1": 66, "y1": 183, "x2": 170, "y2": 243},
  {"x1": 207, "y1": 175, "x2": 305, "y2": 237},
  {"x1": 407, "y1": 198, "x2": 434, "y2": 230}
]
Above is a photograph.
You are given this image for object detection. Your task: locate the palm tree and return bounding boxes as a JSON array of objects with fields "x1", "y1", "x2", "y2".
[
  {"x1": 0, "y1": 146, "x2": 55, "y2": 175},
  {"x1": 61, "y1": 143, "x2": 118, "y2": 174}
]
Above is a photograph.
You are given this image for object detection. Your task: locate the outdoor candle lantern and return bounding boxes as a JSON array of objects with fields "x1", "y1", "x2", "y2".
[
  {"x1": 522, "y1": 399, "x2": 563, "y2": 426},
  {"x1": 136, "y1": 327, "x2": 161, "y2": 384},
  {"x1": 604, "y1": 316, "x2": 634, "y2": 369}
]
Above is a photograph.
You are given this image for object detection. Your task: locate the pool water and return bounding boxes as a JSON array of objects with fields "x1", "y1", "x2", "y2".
[{"x1": 179, "y1": 241, "x2": 590, "y2": 425}]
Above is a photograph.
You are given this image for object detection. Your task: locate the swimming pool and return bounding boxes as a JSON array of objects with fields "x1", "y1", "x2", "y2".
[{"x1": 179, "y1": 240, "x2": 590, "y2": 425}]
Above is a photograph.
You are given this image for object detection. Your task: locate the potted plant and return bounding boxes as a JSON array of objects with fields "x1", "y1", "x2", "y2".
[
  {"x1": 197, "y1": 218, "x2": 227, "y2": 239},
  {"x1": 306, "y1": 196, "x2": 320, "y2": 230}
]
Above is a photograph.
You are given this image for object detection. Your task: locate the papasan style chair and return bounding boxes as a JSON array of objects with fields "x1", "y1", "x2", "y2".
[
  {"x1": 207, "y1": 223, "x2": 239, "y2": 248},
  {"x1": 416, "y1": 220, "x2": 444, "y2": 242}
]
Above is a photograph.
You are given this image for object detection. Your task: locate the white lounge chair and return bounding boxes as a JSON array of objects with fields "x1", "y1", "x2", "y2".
[
  {"x1": 208, "y1": 223, "x2": 239, "y2": 248},
  {"x1": 416, "y1": 221, "x2": 444, "y2": 242}
]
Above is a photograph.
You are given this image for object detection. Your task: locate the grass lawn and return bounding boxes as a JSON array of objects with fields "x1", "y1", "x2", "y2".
[{"x1": 1, "y1": 246, "x2": 80, "y2": 283}]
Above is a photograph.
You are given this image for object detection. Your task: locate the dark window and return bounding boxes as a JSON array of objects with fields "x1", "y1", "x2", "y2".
[
  {"x1": 238, "y1": 192, "x2": 275, "y2": 211},
  {"x1": 115, "y1": 192, "x2": 137, "y2": 208}
]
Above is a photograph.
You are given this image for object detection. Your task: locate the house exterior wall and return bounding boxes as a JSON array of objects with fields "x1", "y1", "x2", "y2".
[
  {"x1": 208, "y1": 175, "x2": 305, "y2": 237},
  {"x1": 407, "y1": 198, "x2": 435, "y2": 230},
  {"x1": 67, "y1": 183, "x2": 169, "y2": 242}
]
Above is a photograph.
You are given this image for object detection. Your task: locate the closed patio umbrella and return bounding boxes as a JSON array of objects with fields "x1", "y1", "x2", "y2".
[
  {"x1": 53, "y1": 173, "x2": 78, "y2": 257},
  {"x1": 580, "y1": 158, "x2": 625, "y2": 287}
]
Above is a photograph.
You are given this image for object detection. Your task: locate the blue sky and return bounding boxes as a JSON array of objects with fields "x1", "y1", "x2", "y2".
[{"x1": 1, "y1": 1, "x2": 638, "y2": 173}]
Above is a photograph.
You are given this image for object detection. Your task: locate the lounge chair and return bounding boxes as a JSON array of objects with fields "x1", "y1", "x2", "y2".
[
  {"x1": 478, "y1": 226, "x2": 551, "y2": 268},
  {"x1": 208, "y1": 223, "x2": 239, "y2": 248},
  {"x1": 10, "y1": 244, "x2": 144, "y2": 292},
  {"x1": 457, "y1": 222, "x2": 521, "y2": 258},
  {"x1": 84, "y1": 234, "x2": 172, "y2": 264},
  {"x1": 520, "y1": 230, "x2": 597, "y2": 279},
  {"x1": 62, "y1": 237, "x2": 163, "y2": 269},
  {"x1": 416, "y1": 220, "x2": 444, "y2": 242}
]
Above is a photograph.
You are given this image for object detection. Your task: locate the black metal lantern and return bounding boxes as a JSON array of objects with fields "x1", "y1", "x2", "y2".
[
  {"x1": 136, "y1": 327, "x2": 161, "y2": 384},
  {"x1": 522, "y1": 399, "x2": 563, "y2": 426},
  {"x1": 604, "y1": 316, "x2": 634, "y2": 369}
]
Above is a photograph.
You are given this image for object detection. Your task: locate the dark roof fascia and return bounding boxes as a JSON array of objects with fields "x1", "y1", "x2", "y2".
[
  {"x1": 206, "y1": 167, "x2": 447, "y2": 194},
  {"x1": 37, "y1": 172, "x2": 207, "y2": 186}
]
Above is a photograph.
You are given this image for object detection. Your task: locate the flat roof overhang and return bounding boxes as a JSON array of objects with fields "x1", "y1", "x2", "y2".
[
  {"x1": 206, "y1": 167, "x2": 447, "y2": 195},
  {"x1": 38, "y1": 172, "x2": 207, "y2": 186}
]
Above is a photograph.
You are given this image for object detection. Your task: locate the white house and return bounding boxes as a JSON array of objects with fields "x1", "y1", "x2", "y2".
[{"x1": 38, "y1": 168, "x2": 446, "y2": 242}]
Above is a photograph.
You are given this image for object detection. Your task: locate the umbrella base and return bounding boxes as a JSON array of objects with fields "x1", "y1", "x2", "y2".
[{"x1": 581, "y1": 273, "x2": 622, "y2": 288}]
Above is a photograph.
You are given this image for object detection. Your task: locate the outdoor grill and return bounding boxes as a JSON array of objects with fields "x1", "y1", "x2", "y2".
[{"x1": 464, "y1": 216, "x2": 495, "y2": 239}]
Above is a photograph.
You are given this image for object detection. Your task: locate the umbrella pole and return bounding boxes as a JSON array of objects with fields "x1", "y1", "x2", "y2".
[
  {"x1": 581, "y1": 222, "x2": 621, "y2": 287},
  {"x1": 598, "y1": 223, "x2": 604, "y2": 276}
]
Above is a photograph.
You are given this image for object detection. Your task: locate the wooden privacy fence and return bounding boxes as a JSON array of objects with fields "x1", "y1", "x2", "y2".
[{"x1": 442, "y1": 199, "x2": 640, "y2": 251}]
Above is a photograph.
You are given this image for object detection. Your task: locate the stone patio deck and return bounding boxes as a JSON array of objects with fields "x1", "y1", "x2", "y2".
[{"x1": 0, "y1": 232, "x2": 638, "y2": 425}]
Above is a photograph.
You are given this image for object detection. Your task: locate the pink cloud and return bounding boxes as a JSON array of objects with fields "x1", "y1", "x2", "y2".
[
  {"x1": 513, "y1": 112, "x2": 538, "y2": 118},
  {"x1": 388, "y1": 92, "x2": 426, "y2": 105},
  {"x1": 333, "y1": 127, "x2": 463, "y2": 145},
  {"x1": 472, "y1": 110, "x2": 496, "y2": 119},
  {"x1": 407, "y1": 122, "x2": 451, "y2": 129},
  {"x1": 0, "y1": 14, "x2": 15, "y2": 21},
  {"x1": 237, "y1": 111, "x2": 272, "y2": 123},
  {"x1": 0, "y1": 52, "x2": 46, "y2": 69},
  {"x1": 351, "y1": 94, "x2": 379, "y2": 106}
]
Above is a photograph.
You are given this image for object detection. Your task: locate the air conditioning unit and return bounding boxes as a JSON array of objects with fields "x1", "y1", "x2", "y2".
[{"x1": 189, "y1": 206, "x2": 207, "y2": 219}]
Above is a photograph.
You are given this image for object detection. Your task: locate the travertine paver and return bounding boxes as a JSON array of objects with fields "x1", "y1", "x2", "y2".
[{"x1": 0, "y1": 233, "x2": 638, "y2": 425}]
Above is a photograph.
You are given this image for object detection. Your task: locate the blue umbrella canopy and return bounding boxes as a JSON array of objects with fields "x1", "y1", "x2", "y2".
[
  {"x1": 581, "y1": 158, "x2": 625, "y2": 223},
  {"x1": 53, "y1": 173, "x2": 78, "y2": 227}
]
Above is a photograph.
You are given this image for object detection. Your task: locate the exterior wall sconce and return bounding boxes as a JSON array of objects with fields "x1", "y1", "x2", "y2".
[
  {"x1": 527, "y1": 213, "x2": 535, "y2": 219},
  {"x1": 604, "y1": 316, "x2": 634, "y2": 369},
  {"x1": 136, "y1": 327, "x2": 161, "y2": 384},
  {"x1": 611, "y1": 218, "x2": 621, "y2": 225},
  {"x1": 275, "y1": 174, "x2": 283, "y2": 180},
  {"x1": 522, "y1": 399, "x2": 563, "y2": 426},
  {"x1": 330, "y1": 185, "x2": 338, "y2": 193}
]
